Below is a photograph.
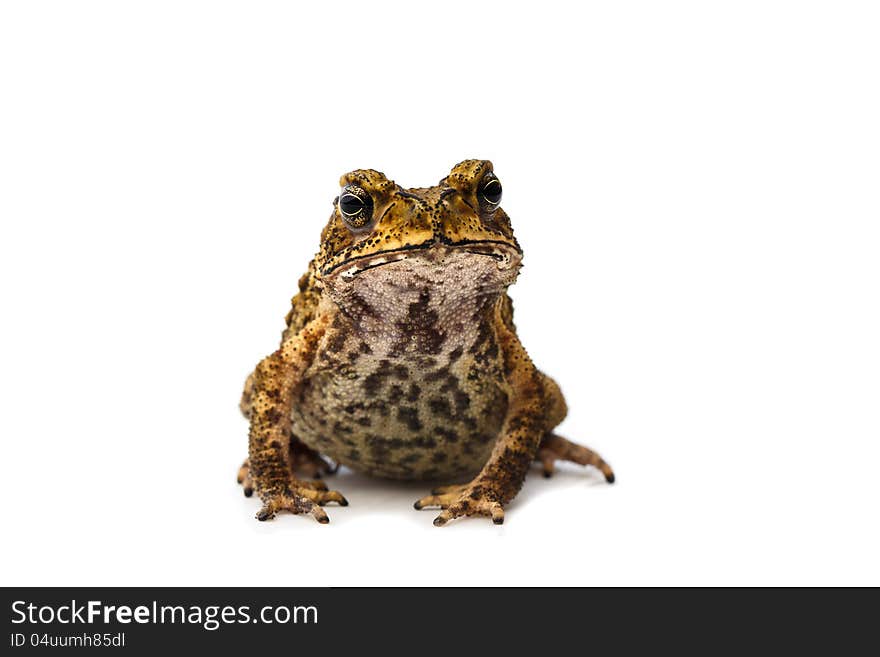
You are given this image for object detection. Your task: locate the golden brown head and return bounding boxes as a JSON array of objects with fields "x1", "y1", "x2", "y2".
[{"x1": 314, "y1": 160, "x2": 522, "y2": 284}]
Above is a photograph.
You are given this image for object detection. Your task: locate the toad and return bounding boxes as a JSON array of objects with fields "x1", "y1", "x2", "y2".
[{"x1": 238, "y1": 160, "x2": 614, "y2": 526}]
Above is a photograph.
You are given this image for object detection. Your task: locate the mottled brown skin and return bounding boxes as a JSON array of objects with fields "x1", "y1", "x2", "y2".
[{"x1": 239, "y1": 160, "x2": 614, "y2": 526}]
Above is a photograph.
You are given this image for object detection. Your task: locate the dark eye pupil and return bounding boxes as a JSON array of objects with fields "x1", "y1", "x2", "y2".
[
  {"x1": 481, "y1": 179, "x2": 502, "y2": 205},
  {"x1": 339, "y1": 193, "x2": 365, "y2": 216}
]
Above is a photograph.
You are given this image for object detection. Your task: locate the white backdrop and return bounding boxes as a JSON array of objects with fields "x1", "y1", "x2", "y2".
[{"x1": 2, "y1": 1, "x2": 878, "y2": 586}]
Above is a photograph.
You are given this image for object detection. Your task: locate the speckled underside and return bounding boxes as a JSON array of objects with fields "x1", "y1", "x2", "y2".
[{"x1": 292, "y1": 249, "x2": 512, "y2": 480}]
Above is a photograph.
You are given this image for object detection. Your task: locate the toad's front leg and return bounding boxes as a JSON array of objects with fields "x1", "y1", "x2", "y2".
[
  {"x1": 414, "y1": 313, "x2": 545, "y2": 527},
  {"x1": 247, "y1": 315, "x2": 348, "y2": 523}
]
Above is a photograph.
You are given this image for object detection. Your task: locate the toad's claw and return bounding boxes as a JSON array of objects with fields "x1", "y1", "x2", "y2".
[
  {"x1": 414, "y1": 486, "x2": 505, "y2": 526},
  {"x1": 255, "y1": 485, "x2": 348, "y2": 523},
  {"x1": 536, "y1": 433, "x2": 615, "y2": 483}
]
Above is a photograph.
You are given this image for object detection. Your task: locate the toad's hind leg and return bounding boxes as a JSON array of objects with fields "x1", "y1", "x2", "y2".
[
  {"x1": 536, "y1": 433, "x2": 615, "y2": 483},
  {"x1": 535, "y1": 372, "x2": 615, "y2": 482}
]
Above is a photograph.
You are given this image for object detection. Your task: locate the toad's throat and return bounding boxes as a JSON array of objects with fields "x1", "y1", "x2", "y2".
[{"x1": 321, "y1": 244, "x2": 520, "y2": 344}]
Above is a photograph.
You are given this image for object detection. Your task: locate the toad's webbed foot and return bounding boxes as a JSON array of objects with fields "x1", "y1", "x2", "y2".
[
  {"x1": 255, "y1": 483, "x2": 348, "y2": 524},
  {"x1": 414, "y1": 483, "x2": 506, "y2": 526},
  {"x1": 536, "y1": 433, "x2": 615, "y2": 483}
]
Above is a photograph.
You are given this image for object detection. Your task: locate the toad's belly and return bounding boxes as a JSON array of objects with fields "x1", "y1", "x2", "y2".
[{"x1": 290, "y1": 357, "x2": 509, "y2": 480}]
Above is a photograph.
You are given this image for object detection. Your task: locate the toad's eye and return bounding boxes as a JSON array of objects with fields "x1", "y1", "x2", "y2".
[
  {"x1": 479, "y1": 173, "x2": 503, "y2": 208},
  {"x1": 338, "y1": 185, "x2": 374, "y2": 229}
]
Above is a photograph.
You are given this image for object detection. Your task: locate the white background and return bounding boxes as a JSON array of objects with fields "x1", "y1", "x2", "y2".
[{"x1": 2, "y1": 1, "x2": 878, "y2": 586}]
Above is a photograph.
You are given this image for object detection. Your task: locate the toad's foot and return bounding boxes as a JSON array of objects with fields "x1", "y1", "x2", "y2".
[
  {"x1": 255, "y1": 483, "x2": 348, "y2": 524},
  {"x1": 414, "y1": 483, "x2": 506, "y2": 527},
  {"x1": 290, "y1": 441, "x2": 337, "y2": 479},
  {"x1": 536, "y1": 433, "x2": 615, "y2": 483}
]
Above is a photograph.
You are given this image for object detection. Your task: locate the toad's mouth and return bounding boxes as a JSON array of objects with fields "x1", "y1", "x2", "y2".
[{"x1": 321, "y1": 239, "x2": 522, "y2": 281}]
